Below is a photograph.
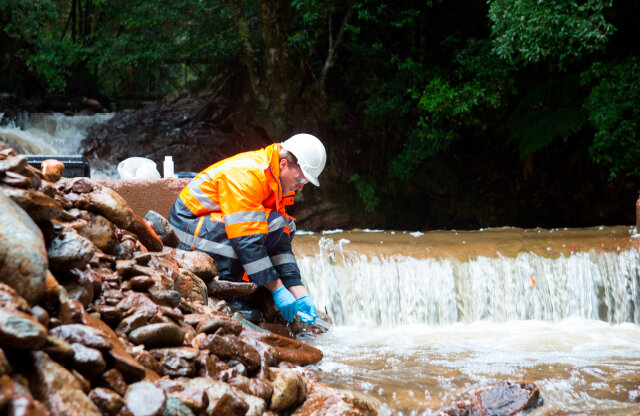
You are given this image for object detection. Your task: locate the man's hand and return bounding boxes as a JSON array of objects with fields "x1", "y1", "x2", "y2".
[
  {"x1": 270, "y1": 286, "x2": 298, "y2": 322},
  {"x1": 295, "y1": 295, "x2": 317, "y2": 324}
]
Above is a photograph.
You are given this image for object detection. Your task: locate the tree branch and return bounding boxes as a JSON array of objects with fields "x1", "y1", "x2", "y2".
[{"x1": 319, "y1": 0, "x2": 354, "y2": 97}]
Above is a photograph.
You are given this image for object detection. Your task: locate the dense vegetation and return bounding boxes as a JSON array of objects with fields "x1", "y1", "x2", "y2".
[{"x1": 1, "y1": 0, "x2": 639, "y2": 229}]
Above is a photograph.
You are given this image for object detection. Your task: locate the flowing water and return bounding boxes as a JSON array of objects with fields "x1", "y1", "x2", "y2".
[
  {"x1": 0, "y1": 112, "x2": 115, "y2": 177},
  {"x1": 3, "y1": 114, "x2": 640, "y2": 414},
  {"x1": 293, "y1": 228, "x2": 640, "y2": 415}
]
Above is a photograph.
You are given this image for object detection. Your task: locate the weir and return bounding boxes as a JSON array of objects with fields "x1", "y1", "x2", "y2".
[{"x1": 296, "y1": 233, "x2": 640, "y2": 327}]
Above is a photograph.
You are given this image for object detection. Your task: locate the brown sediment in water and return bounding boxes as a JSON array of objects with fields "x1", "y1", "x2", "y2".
[{"x1": 292, "y1": 226, "x2": 640, "y2": 261}]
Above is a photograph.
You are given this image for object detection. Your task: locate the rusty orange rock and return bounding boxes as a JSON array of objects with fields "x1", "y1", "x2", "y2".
[{"x1": 240, "y1": 329, "x2": 323, "y2": 367}]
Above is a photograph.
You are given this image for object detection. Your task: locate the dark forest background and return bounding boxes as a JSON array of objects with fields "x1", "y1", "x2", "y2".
[{"x1": 1, "y1": 0, "x2": 639, "y2": 230}]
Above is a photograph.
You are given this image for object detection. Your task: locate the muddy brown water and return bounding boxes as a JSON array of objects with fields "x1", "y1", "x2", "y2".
[{"x1": 292, "y1": 227, "x2": 640, "y2": 415}]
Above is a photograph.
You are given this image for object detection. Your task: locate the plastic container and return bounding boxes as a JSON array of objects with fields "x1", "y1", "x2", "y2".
[
  {"x1": 163, "y1": 156, "x2": 174, "y2": 178},
  {"x1": 117, "y1": 157, "x2": 161, "y2": 179}
]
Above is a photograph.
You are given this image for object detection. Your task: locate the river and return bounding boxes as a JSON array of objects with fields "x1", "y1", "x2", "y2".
[
  {"x1": 293, "y1": 229, "x2": 640, "y2": 415},
  {"x1": 3, "y1": 114, "x2": 640, "y2": 414}
]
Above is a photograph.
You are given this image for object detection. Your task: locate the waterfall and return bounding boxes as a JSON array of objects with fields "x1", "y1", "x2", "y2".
[
  {"x1": 0, "y1": 112, "x2": 113, "y2": 155},
  {"x1": 298, "y1": 237, "x2": 640, "y2": 327}
]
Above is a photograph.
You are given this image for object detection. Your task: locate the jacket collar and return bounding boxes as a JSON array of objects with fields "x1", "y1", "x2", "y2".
[{"x1": 266, "y1": 143, "x2": 284, "y2": 210}]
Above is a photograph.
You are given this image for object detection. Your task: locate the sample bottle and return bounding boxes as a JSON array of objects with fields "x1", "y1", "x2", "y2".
[{"x1": 163, "y1": 156, "x2": 174, "y2": 178}]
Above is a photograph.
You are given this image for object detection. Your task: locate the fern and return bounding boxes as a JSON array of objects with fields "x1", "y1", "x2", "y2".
[{"x1": 502, "y1": 77, "x2": 587, "y2": 158}]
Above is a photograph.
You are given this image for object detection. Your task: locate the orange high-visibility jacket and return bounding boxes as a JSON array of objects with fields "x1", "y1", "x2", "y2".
[{"x1": 172, "y1": 143, "x2": 298, "y2": 286}]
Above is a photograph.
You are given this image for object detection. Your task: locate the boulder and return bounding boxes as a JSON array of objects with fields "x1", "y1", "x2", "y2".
[
  {"x1": 438, "y1": 381, "x2": 541, "y2": 415},
  {"x1": 145, "y1": 211, "x2": 180, "y2": 247},
  {"x1": 28, "y1": 351, "x2": 102, "y2": 416},
  {"x1": 46, "y1": 226, "x2": 95, "y2": 272},
  {"x1": 269, "y1": 369, "x2": 306, "y2": 412},
  {"x1": 241, "y1": 330, "x2": 323, "y2": 366},
  {"x1": 124, "y1": 382, "x2": 167, "y2": 416},
  {"x1": 292, "y1": 372, "x2": 379, "y2": 416},
  {"x1": 0, "y1": 307, "x2": 48, "y2": 350},
  {"x1": 165, "y1": 247, "x2": 217, "y2": 281},
  {"x1": 128, "y1": 323, "x2": 185, "y2": 348},
  {"x1": 0, "y1": 190, "x2": 48, "y2": 304},
  {"x1": 175, "y1": 269, "x2": 208, "y2": 303}
]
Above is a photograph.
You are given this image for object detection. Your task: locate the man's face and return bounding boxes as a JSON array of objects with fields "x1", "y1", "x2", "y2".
[{"x1": 280, "y1": 158, "x2": 308, "y2": 194}]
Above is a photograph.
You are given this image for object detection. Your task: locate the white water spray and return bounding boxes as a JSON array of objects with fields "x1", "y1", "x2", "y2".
[
  {"x1": 299, "y1": 237, "x2": 640, "y2": 327},
  {"x1": 0, "y1": 112, "x2": 113, "y2": 155}
]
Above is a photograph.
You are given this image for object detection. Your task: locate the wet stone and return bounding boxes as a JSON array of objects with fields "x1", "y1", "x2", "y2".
[
  {"x1": 133, "y1": 349, "x2": 163, "y2": 374},
  {"x1": 0, "y1": 374, "x2": 13, "y2": 408},
  {"x1": 89, "y1": 387, "x2": 128, "y2": 416},
  {"x1": 175, "y1": 270, "x2": 208, "y2": 303},
  {"x1": 0, "y1": 308, "x2": 47, "y2": 350},
  {"x1": 154, "y1": 379, "x2": 208, "y2": 415},
  {"x1": 42, "y1": 335, "x2": 75, "y2": 363},
  {"x1": 50, "y1": 324, "x2": 113, "y2": 351},
  {"x1": 65, "y1": 177, "x2": 94, "y2": 194},
  {"x1": 93, "y1": 368, "x2": 128, "y2": 397},
  {"x1": 247, "y1": 378, "x2": 273, "y2": 402},
  {"x1": 270, "y1": 369, "x2": 307, "y2": 412},
  {"x1": 149, "y1": 347, "x2": 199, "y2": 378},
  {"x1": 206, "y1": 278, "x2": 257, "y2": 297},
  {"x1": 86, "y1": 184, "x2": 134, "y2": 229},
  {"x1": 47, "y1": 226, "x2": 96, "y2": 272},
  {"x1": 241, "y1": 329, "x2": 323, "y2": 366},
  {"x1": 2, "y1": 187, "x2": 64, "y2": 222},
  {"x1": 128, "y1": 214, "x2": 163, "y2": 253},
  {"x1": 41, "y1": 159, "x2": 65, "y2": 182},
  {"x1": 291, "y1": 374, "x2": 378, "y2": 416},
  {"x1": 130, "y1": 275, "x2": 156, "y2": 291},
  {"x1": 439, "y1": 381, "x2": 541, "y2": 416},
  {"x1": 9, "y1": 394, "x2": 50, "y2": 416},
  {"x1": 71, "y1": 342, "x2": 107, "y2": 379},
  {"x1": 125, "y1": 382, "x2": 167, "y2": 416},
  {"x1": 165, "y1": 247, "x2": 217, "y2": 281},
  {"x1": 161, "y1": 396, "x2": 195, "y2": 416},
  {"x1": 116, "y1": 310, "x2": 150, "y2": 336},
  {"x1": 147, "y1": 289, "x2": 181, "y2": 308},
  {"x1": 145, "y1": 211, "x2": 180, "y2": 248},
  {"x1": 116, "y1": 292, "x2": 158, "y2": 316},
  {"x1": 96, "y1": 305, "x2": 122, "y2": 324},
  {"x1": 58, "y1": 298, "x2": 89, "y2": 324},
  {"x1": 196, "y1": 315, "x2": 242, "y2": 336},
  {"x1": 0, "y1": 348, "x2": 11, "y2": 375},
  {"x1": 0, "y1": 282, "x2": 31, "y2": 313},
  {"x1": 128, "y1": 323, "x2": 185, "y2": 348},
  {"x1": 2, "y1": 170, "x2": 32, "y2": 188},
  {"x1": 29, "y1": 351, "x2": 102, "y2": 416},
  {"x1": 76, "y1": 212, "x2": 118, "y2": 254},
  {"x1": 0, "y1": 191, "x2": 47, "y2": 304},
  {"x1": 184, "y1": 377, "x2": 249, "y2": 416},
  {"x1": 31, "y1": 305, "x2": 50, "y2": 328}
]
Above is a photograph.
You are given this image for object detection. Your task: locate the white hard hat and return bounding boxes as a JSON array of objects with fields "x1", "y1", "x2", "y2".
[{"x1": 281, "y1": 134, "x2": 326, "y2": 186}]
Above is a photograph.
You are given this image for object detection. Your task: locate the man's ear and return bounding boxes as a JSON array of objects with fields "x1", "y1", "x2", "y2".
[{"x1": 279, "y1": 158, "x2": 288, "y2": 171}]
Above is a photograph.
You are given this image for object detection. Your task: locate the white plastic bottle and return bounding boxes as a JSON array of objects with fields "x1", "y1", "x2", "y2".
[{"x1": 163, "y1": 156, "x2": 174, "y2": 178}]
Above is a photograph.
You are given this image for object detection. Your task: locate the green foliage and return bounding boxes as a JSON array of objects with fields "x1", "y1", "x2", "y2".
[
  {"x1": 502, "y1": 77, "x2": 587, "y2": 159},
  {"x1": 390, "y1": 39, "x2": 515, "y2": 181},
  {"x1": 582, "y1": 57, "x2": 640, "y2": 178},
  {"x1": 348, "y1": 174, "x2": 380, "y2": 213},
  {"x1": 488, "y1": 0, "x2": 615, "y2": 67},
  {"x1": 1, "y1": 0, "x2": 83, "y2": 92}
]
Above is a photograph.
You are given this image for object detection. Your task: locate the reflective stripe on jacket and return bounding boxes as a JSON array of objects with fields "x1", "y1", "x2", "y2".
[{"x1": 169, "y1": 143, "x2": 298, "y2": 286}]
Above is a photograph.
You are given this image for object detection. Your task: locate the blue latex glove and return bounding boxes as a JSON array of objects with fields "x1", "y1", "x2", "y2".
[
  {"x1": 295, "y1": 295, "x2": 317, "y2": 324},
  {"x1": 271, "y1": 286, "x2": 298, "y2": 322}
]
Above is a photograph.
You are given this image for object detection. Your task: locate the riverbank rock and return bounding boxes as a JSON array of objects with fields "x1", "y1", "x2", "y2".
[
  {"x1": 0, "y1": 144, "x2": 380, "y2": 416},
  {"x1": 438, "y1": 381, "x2": 541, "y2": 415},
  {"x1": 0, "y1": 191, "x2": 47, "y2": 304}
]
